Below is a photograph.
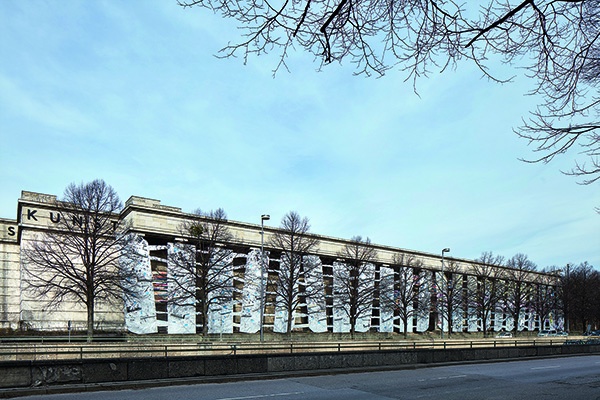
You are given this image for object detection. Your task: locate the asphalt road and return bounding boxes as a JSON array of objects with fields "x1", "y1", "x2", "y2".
[{"x1": 16, "y1": 355, "x2": 600, "y2": 400}]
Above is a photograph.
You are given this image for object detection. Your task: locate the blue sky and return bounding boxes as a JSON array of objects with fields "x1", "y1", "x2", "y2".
[{"x1": 0, "y1": 1, "x2": 598, "y2": 269}]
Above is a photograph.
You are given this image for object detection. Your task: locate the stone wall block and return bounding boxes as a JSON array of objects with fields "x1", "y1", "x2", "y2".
[
  {"x1": 168, "y1": 359, "x2": 205, "y2": 378},
  {"x1": 342, "y1": 353, "x2": 364, "y2": 368},
  {"x1": 237, "y1": 356, "x2": 268, "y2": 374},
  {"x1": 363, "y1": 352, "x2": 386, "y2": 366},
  {"x1": 0, "y1": 365, "x2": 31, "y2": 388},
  {"x1": 416, "y1": 350, "x2": 434, "y2": 364},
  {"x1": 381, "y1": 351, "x2": 406, "y2": 365},
  {"x1": 318, "y1": 354, "x2": 344, "y2": 369},
  {"x1": 267, "y1": 356, "x2": 294, "y2": 372},
  {"x1": 294, "y1": 355, "x2": 320, "y2": 370},
  {"x1": 204, "y1": 358, "x2": 237, "y2": 375},
  {"x1": 83, "y1": 361, "x2": 127, "y2": 383},
  {"x1": 127, "y1": 360, "x2": 168, "y2": 381}
]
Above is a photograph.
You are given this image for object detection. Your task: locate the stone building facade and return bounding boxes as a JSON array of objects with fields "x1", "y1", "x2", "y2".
[{"x1": 0, "y1": 191, "x2": 561, "y2": 335}]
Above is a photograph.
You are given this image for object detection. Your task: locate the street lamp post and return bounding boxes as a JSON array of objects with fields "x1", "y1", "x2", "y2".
[
  {"x1": 565, "y1": 263, "x2": 570, "y2": 333},
  {"x1": 259, "y1": 214, "x2": 270, "y2": 343},
  {"x1": 441, "y1": 248, "x2": 450, "y2": 340}
]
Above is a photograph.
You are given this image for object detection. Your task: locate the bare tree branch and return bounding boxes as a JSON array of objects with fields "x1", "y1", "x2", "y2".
[{"x1": 180, "y1": 0, "x2": 599, "y2": 184}]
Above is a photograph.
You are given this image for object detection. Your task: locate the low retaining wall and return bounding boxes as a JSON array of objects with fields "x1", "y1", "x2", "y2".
[{"x1": 0, "y1": 344, "x2": 598, "y2": 391}]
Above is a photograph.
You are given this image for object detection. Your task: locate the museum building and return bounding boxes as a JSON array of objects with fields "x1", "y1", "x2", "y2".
[{"x1": 0, "y1": 191, "x2": 560, "y2": 335}]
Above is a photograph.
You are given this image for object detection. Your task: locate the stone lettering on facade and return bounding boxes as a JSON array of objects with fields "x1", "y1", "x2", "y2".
[{"x1": 27, "y1": 209, "x2": 38, "y2": 221}]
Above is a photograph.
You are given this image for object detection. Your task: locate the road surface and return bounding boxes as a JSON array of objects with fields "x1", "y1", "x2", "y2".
[{"x1": 16, "y1": 355, "x2": 600, "y2": 400}]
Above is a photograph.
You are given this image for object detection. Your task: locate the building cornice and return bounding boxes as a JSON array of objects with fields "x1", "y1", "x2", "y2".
[{"x1": 10, "y1": 191, "x2": 558, "y2": 281}]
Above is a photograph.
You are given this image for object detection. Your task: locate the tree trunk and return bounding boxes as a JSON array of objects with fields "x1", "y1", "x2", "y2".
[
  {"x1": 202, "y1": 301, "x2": 209, "y2": 336},
  {"x1": 513, "y1": 307, "x2": 521, "y2": 337},
  {"x1": 86, "y1": 297, "x2": 94, "y2": 343},
  {"x1": 286, "y1": 307, "x2": 293, "y2": 337},
  {"x1": 482, "y1": 318, "x2": 487, "y2": 337}
]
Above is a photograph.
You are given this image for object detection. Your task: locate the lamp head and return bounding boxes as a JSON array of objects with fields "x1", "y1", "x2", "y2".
[
  {"x1": 261, "y1": 214, "x2": 270, "y2": 221},
  {"x1": 442, "y1": 248, "x2": 450, "y2": 254}
]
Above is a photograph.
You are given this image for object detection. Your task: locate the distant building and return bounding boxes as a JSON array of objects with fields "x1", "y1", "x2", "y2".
[{"x1": 0, "y1": 191, "x2": 561, "y2": 335}]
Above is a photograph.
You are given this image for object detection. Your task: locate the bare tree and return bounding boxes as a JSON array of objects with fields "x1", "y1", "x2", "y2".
[
  {"x1": 530, "y1": 277, "x2": 558, "y2": 331},
  {"x1": 268, "y1": 211, "x2": 321, "y2": 335},
  {"x1": 438, "y1": 260, "x2": 465, "y2": 337},
  {"x1": 469, "y1": 251, "x2": 505, "y2": 336},
  {"x1": 168, "y1": 208, "x2": 234, "y2": 336},
  {"x1": 21, "y1": 180, "x2": 135, "y2": 340},
  {"x1": 380, "y1": 253, "x2": 424, "y2": 338},
  {"x1": 179, "y1": 0, "x2": 599, "y2": 183},
  {"x1": 556, "y1": 263, "x2": 573, "y2": 332},
  {"x1": 567, "y1": 262, "x2": 600, "y2": 332},
  {"x1": 502, "y1": 253, "x2": 537, "y2": 335},
  {"x1": 334, "y1": 236, "x2": 378, "y2": 338}
]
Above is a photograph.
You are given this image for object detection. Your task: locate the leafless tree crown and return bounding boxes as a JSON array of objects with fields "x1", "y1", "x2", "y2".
[
  {"x1": 269, "y1": 211, "x2": 319, "y2": 255},
  {"x1": 269, "y1": 211, "x2": 321, "y2": 334}
]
